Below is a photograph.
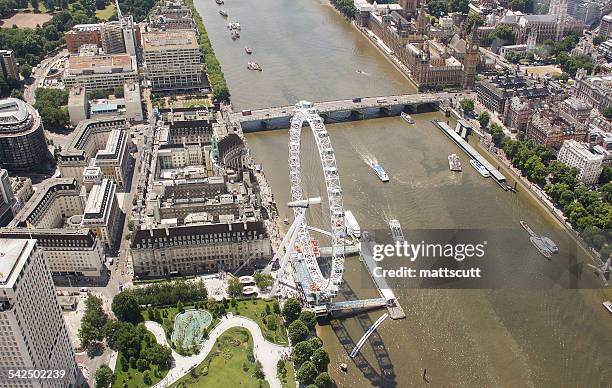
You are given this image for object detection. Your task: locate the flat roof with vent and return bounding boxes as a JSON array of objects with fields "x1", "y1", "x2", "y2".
[
  {"x1": 142, "y1": 30, "x2": 199, "y2": 51},
  {"x1": 0, "y1": 239, "x2": 33, "y2": 285}
]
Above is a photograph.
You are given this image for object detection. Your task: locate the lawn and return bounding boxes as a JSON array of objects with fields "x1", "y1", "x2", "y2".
[
  {"x1": 170, "y1": 328, "x2": 270, "y2": 388},
  {"x1": 226, "y1": 298, "x2": 288, "y2": 345},
  {"x1": 278, "y1": 359, "x2": 296, "y2": 388},
  {"x1": 143, "y1": 299, "x2": 288, "y2": 346},
  {"x1": 182, "y1": 98, "x2": 212, "y2": 108},
  {"x1": 96, "y1": 3, "x2": 115, "y2": 20},
  {"x1": 112, "y1": 326, "x2": 169, "y2": 388}
]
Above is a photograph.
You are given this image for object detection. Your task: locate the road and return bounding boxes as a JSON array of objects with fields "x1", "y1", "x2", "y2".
[
  {"x1": 23, "y1": 49, "x2": 68, "y2": 105},
  {"x1": 146, "y1": 314, "x2": 291, "y2": 388}
]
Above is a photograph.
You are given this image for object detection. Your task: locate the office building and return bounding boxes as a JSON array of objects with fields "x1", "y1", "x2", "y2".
[
  {"x1": 59, "y1": 117, "x2": 129, "y2": 187},
  {"x1": 0, "y1": 168, "x2": 14, "y2": 226},
  {"x1": 476, "y1": 73, "x2": 549, "y2": 114},
  {"x1": 68, "y1": 86, "x2": 89, "y2": 126},
  {"x1": 574, "y1": 69, "x2": 612, "y2": 113},
  {"x1": 80, "y1": 179, "x2": 122, "y2": 250},
  {"x1": 101, "y1": 21, "x2": 126, "y2": 54},
  {"x1": 122, "y1": 82, "x2": 144, "y2": 122},
  {"x1": 142, "y1": 30, "x2": 203, "y2": 91},
  {"x1": 557, "y1": 139, "x2": 604, "y2": 185},
  {"x1": 526, "y1": 106, "x2": 588, "y2": 149},
  {"x1": 0, "y1": 49, "x2": 18, "y2": 80},
  {"x1": 63, "y1": 54, "x2": 138, "y2": 91},
  {"x1": 0, "y1": 239, "x2": 78, "y2": 387},
  {"x1": 65, "y1": 24, "x2": 102, "y2": 53},
  {"x1": 600, "y1": 14, "x2": 612, "y2": 38},
  {"x1": 0, "y1": 98, "x2": 49, "y2": 173},
  {"x1": 149, "y1": 0, "x2": 197, "y2": 31}
]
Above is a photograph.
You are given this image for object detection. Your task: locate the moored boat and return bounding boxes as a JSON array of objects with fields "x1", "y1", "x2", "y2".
[
  {"x1": 227, "y1": 22, "x2": 241, "y2": 30},
  {"x1": 530, "y1": 236, "x2": 552, "y2": 259},
  {"x1": 247, "y1": 61, "x2": 262, "y2": 71},
  {"x1": 540, "y1": 236, "x2": 558, "y2": 253},
  {"x1": 469, "y1": 159, "x2": 490, "y2": 178},
  {"x1": 401, "y1": 111, "x2": 415, "y2": 124},
  {"x1": 603, "y1": 300, "x2": 612, "y2": 314},
  {"x1": 219, "y1": 9, "x2": 228, "y2": 17},
  {"x1": 448, "y1": 153, "x2": 462, "y2": 172},
  {"x1": 216, "y1": 0, "x2": 224, "y2": 4},
  {"x1": 231, "y1": 30, "x2": 240, "y2": 40},
  {"x1": 245, "y1": 46, "x2": 252, "y2": 54}
]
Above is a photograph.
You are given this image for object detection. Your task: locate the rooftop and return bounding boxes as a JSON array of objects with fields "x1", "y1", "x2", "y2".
[
  {"x1": 0, "y1": 98, "x2": 30, "y2": 125},
  {"x1": 67, "y1": 54, "x2": 134, "y2": 71},
  {"x1": 0, "y1": 239, "x2": 33, "y2": 285},
  {"x1": 142, "y1": 30, "x2": 199, "y2": 51}
]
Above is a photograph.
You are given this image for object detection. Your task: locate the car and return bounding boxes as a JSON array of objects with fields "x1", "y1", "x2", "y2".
[{"x1": 79, "y1": 287, "x2": 89, "y2": 293}]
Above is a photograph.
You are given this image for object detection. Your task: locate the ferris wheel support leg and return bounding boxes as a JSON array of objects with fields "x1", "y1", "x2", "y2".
[{"x1": 268, "y1": 212, "x2": 305, "y2": 297}]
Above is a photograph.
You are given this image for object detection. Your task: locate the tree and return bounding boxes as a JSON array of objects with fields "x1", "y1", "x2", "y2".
[
  {"x1": 94, "y1": 364, "x2": 113, "y2": 388},
  {"x1": 460, "y1": 99, "x2": 475, "y2": 115},
  {"x1": 508, "y1": 0, "x2": 533, "y2": 13},
  {"x1": 227, "y1": 277, "x2": 242, "y2": 297},
  {"x1": 144, "y1": 343, "x2": 173, "y2": 369},
  {"x1": 298, "y1": 310, "x2": 316, "y2": 330},
  {"x1": 603, "y1": 107, "x2": 612, "y2": 120},
  {"x1": 593, "y1": 35, "x2": 606, "y2": 46},
  {"x1": 600, "y1": 166, "x2": 612, "y2": 184},
  {"x1": 20, "y1": 64, "x2": 32, "y2": 79},
  {"x1": 277, "y1": 360, "x2": 287, "y2": 378},
  {"x1": 177, "y1": 300, "x2": 184, "y2": 313},
  {"x1": 296, "y1": 361, "x2": 318, "y2": 385},
  {"x1": 489, "y1": 24, "x2": 515, "y2": 46},
  {"x1": 79, "y1": 294, "x2": 107, "y2": 350},
  {"x1": 478, "y1": 112, "x2": 490, "y2": 130},
  {"x1": 143, "y1": 371, "x2": 152, "y2": 385},
  {"x1": 315, "y1": 372, "x2": 334, "y2": 388},
  {"x1": 282, "y1": 298, "x2": 301, "y2": 323},
  {"x1": 111, "y1": 292, "x2": 141, "y2": 323},
  {"x1": 311, "y1": 348, "x2": 330, "y2": 372},
  {"x1": 113, "y1": 85, "x2": 124, "y2": 98},
  {"x1": 450, "y1": 0, "x2": 469, "y2": 13},
  {"x1": 465, "y1": 14, "x2": 484, "y2": 34},
  {"x1": 288, "y1": 320, "x2": 309, "y2": 344},
  {"x1": 253, "y1": 360, "x2": 265, "y2": 379},
  {"x1": 136, "y1": 358, "x2": 149, "y2": 372},
  {"x1": 31, "y1": 0, "x2": 39, "y2": 10},
  {"x1": 292, "y1": 341, "x2": 314, "y2": 364},
  {"x1": 426, "y1": 0, "x2": 447, "y2": 17}
]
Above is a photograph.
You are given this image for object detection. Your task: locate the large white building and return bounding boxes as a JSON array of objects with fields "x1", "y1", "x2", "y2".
[
  {"x1": 0, "y1": 239, "x2": 78, "y2": 387},
  {"x1": 557, "y1": 140, "x2": 604, "y2": 185},
  {"x1": 81, "y1": 179, "x2": 122, "y2": 251},
  {"x1": 142, "y1": 30, "x2": 203, "y2": 91},
  {"x1": 58, "y1": 117, "x2": 129, "y2": 188},
  {"x1": 63, "y1": 54, "x2": 138, "y2": 91}
]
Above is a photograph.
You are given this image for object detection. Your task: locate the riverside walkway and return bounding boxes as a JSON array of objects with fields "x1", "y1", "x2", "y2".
[
  {"x1": 232, "y1": 92, "x2": 464, "y2": 131},
  {"x1": 147, "y1": 314, "x2": 290, "y2": 388}
]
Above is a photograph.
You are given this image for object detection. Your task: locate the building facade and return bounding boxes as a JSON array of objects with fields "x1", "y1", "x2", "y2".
[
  {"x1": 574, "y1": 69, "x2": 612, "y2": 113},
  {"x1": 0, "y1": 49, "x2": 19, "y2": 80},
  {"x1": 0, "y1": 98, "x2": 49, "y2": 173},
  {"x1": 80, "y1": 179, "x2": 122, "y2": 251},
  {"x1": 142, "y1": 30, "x2": 203, "y2": 91},
  {"x1": 0, "y1": 239, "x2": 78, "y2": 388},
  {"x1": 65, "y1": 24, "x2": 102, "y2": 53},
  {"x1": 557, "y1": 139, "x2": 604, "y2": 185},
  {"x1": 131, "y1": 221, "x2": 270, "y2": 277},
  {"x1": 63, "y1": 54, "x2": 138, "y2": 91}
]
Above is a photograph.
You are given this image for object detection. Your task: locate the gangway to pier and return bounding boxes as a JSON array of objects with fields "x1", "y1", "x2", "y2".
[
  {"x1": 349, "y1": 313, "x2": 389, "y2": 358},
  {"x1": 329, "y1": 298, "x2": 387, "y2": 312}
]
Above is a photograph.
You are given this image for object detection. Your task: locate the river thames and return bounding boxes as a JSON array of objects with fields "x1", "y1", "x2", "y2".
[{"x1": 195, "y1": 0, "x2": 612, "y2": 386}]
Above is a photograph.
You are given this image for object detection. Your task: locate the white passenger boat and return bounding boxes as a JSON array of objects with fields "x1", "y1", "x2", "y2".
[
  {"x1": 401, "y1": 112, "x2": 414, "y2": 124},
  {"x1": 247, "y1": 61, "x2": 262, "y2": 71},
  {"x1": 469, "y1": 159, "x2": 490, "y2": 178},
  {"x1": 370, "y1": 162, "x2": 389, "y2": 182}
]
